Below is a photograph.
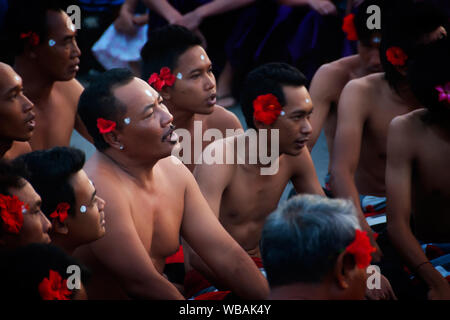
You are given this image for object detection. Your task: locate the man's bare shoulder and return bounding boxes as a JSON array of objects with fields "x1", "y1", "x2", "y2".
[
  {"x1": 342, "y1": 72, "x2": 385, "y2": 101},
  {"x1": 3, "y1": 141, "x2": 32, "y2": 160},
  {"x1": 390, "y1": 108, "x2": 428, "y2": 135},
  {"x1": 204, "y1": 105, "x2": 243, "y2": 131},
  {"x1": 313, "y1": 56, "x2": 357, "y2": 86}
]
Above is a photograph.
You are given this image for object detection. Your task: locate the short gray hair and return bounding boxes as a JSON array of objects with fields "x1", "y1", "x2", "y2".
[{"x1": 261, "y1": 194, "x2": 360, "y2": 287}]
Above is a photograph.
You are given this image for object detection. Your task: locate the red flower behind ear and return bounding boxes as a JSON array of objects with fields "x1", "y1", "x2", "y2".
[
  {"x1": 345, "y1": 230, "x2": 376, "y2": 269},
  {"x1": 342, "y1": 14, "x2": 358, "y2": 41},
  {"x1": 386, "y1": 46, "x2": 408, "y2": 66},
  {"x1": 97, "y1": 118, "x2": 116, "y2": 134},
  {"x1": 0, "y1": 194, "x2": 26, "y2": 234},
  {"x1": 20, "y1": 31, "x2": 40, "y2": 46},
  {"x1": 253, "y1": 94, "x2": 283, "y2": 125},
  {"x1": 38, "y1": 270, "x2": 72, "y2": 300},
  {"x1": 50, "y1": 202, "x2": 70, "y2": 223},
  {"x1": 148, "y1": 67, "x2": 176, "y2": 91}
]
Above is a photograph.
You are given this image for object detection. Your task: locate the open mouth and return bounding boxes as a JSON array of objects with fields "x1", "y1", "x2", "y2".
[
  {"x1": 207, "y1": 93, "x2": 217, "y2": 106},
  {"x1": 162, "y1": 124, "x2": 179, "y2": 144},
  {"x1": 25, "y1": 113, "x2": 36, "y2": 129}
]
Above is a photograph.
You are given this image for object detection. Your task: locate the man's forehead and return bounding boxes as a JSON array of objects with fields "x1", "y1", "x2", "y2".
[
  {"x1": 46, "y1": 10, "x2": 76, "y2": 37},
  {"x1": 9, "y1": 180, "x2": 40, "y2": 207},
  {"x1": 113, "y1": 78, "x2": 158, "y2": 112},
  {"x1": 282, "y1": 86, "x2": 313, "y2": 112},
  {"x1": 175, "y1": 46, "x2": 210, "y2": 72},
  {"x1": 0, "y1": 65, "x2": 22, "y2": 94}
]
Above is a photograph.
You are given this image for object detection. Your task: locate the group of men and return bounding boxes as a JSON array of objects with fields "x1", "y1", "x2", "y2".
[{"x1": 0, "y1": 0, "x2": 449, "y2": 300}]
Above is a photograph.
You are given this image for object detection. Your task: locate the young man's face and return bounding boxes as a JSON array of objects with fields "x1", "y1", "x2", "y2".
[
  {"x1": 271, "y1": 86, "x2": 313, "y2": 156},
  {"x1": 6, "y1": 180, "x2": 51, "y2": 246},
  {"x1": 65, "y1": 170, "x2": 105, "y2": 246},
  {"x1": 114, "y1": 78, "x2": 178, "y2": 161},
  {"x1": 0, "y1": 65, "x2": 34, "y2": 142},
  {"x1": 34, "y1": 10, "x2": 81, "y2": 81},
  {"x1": 358, "y1": 33, "x2": 382, "y2": 74},
  {"x1": 169, "y1": 45, "x2": 216, "y2": 114}
]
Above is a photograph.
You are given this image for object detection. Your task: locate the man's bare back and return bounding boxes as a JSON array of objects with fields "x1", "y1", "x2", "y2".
[{"x1": 28, "y1": 79, "x2": 85, "y2": 150}]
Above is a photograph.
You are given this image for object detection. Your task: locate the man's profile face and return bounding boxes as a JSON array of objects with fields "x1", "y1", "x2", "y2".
[
  {"x1": 8, "y1": 180, "x2": 51, "y2": 246},
  {"x1": 114, "y1": 78, "x2": 177, "y2": 161},
  {"x1": 65, "y1": 170, "x2": 105, "y2": 245},
  {"x1": 271, "y1": 86, "x2": 313, "y2": 156},
  {"x1": 34, "y1": 10, "x2": 81, "y2": 81},
  {"x1": 169, "y1": 45, "x2": 216, "y2": 114},
  {"x1": 358, "y1": 34, "x2": 382, "y2": 74},
  {"x1": 0, "y1": 65, "x2": 35, "y2": 142}
]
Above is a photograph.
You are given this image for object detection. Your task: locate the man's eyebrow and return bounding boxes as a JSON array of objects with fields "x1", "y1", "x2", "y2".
[
  {"x1": 291, "y1": 108, "x2": 313, "y2": 116},
  {"x1": 90, "y1": 189, "x2": 97, "y2": 204},
  {"x1": 2, "y1": 85, "x2": 21, "y2": 97},
  {"x1": 32, "y1": 198, "x2": 42, "y2": 210},
  {"x1": 141, "y1": 95, "x2": 162, "y2": 114},
  {"x1": 188, "y1": 62, "x2": 212, "y2": 75}
]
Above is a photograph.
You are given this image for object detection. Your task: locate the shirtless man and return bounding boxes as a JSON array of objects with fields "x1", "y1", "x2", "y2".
[
  {"x1": 2, "y1": 0, "x2": 90, "y2": 150},
  {"x1": 386, "y1": 38, "x2": 450, "y2": 299},
  {"x1": 0, "y1": 63, "x2": 34, "y2": 160},
  {"x1": 140, "y1": 24, "x2": 242, "y2": 172},
  {"x1": 74, "y1": 68, "x2": 268, "y2": 300},
  {"x1": 329, "y1": 1, "x2": 448, "y2": 254},
  {"x1": 307, "y1": 0, "x2": 383, "y2": 156},
  {"x1": 184, "y1": 63, "x2": 323, "y2": 296}
]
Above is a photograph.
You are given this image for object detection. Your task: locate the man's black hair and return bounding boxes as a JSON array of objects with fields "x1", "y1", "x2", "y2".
[
  {"x1": 0, "y1": 0, "x2": 73, "y2": 64},
  {"x1": 0, "y1": 243, "x2": 91, "y2": 300},
  {"x1": 13, "y1": 147, "x2": 85, "y2": 219},
  {"x1": 407, "y1": 37, "x2": 450, "y2": 121},
  {"x1": 78, "y1": 68, "x2": 135, "y2": 151},
  {"x1": 0, "y1": 159, "x2": 28, "y2": 196},
  {"x1": 140, "y1": 24, "x2": 203, "y2": 80},
  {"x1": 240, "y1": 62, "x2": 307, "y2": 129},
  {"x1": 380, "y1": 0, "x2": 448, "y2": 91}
]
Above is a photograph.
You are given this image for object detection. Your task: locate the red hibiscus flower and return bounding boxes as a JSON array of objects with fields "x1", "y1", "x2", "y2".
[
  {"x1": 342, "y1": 14, "x2": 358, "y2": 41},
  {"x1": 148, "y1": 67, "x2": 176, "y2": 91},
  {"x1": 253, "y1": 94, "x2": 283, "y2": 125},
  {"x1": 345, "y1": 230, "x2": 376, "y2": 269},
  {"x1": 96, "y1": 118, "x2": 116, "y2": 134},
  {"x1": 20, "y1": 31, "x2": 40, "y2": 46},
  {"x1": 386, "y1": 46, "x2": 408, "y2": 66},
  {"x1": 38, "y1": 270, "x2": 72, "y2": 300},
  {"x1": 0, "y1": 194, "x2": 26, "y2": 234},
  {"x1": 50, "y1": 202, "x2": 70, "y2": 223}
]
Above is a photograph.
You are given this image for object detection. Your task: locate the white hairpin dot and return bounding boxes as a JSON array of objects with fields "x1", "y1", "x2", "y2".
[
  {"x1": 280, "y1": 111, "x2": 286, "y2": 116},
  {"x1": 80, "y1": 205, "x2": 87, "y2": 213},
  {"x1": 48, "y1": 39, "x2": 56, "y2": 47},
  {"x1": 176, "y1": 73, "x2": 183, "y2": 80},
  {"x1": 22, "y1": 205, "x2": 27, "y2": 214},
  {"x1": 124, "y1": 117, "x2": 130, "y2": 125}
]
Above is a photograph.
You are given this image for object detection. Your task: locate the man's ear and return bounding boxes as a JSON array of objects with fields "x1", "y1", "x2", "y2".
[
  {"x1": 334, "y1": 251, "x2": 356, "y2": 289},
  {"x1": 160, "y1": 86, "x2": 171, "y2": 101},
  {"x1": 52, "y1": 220, "x2": 69, "y2": 235},
  {"x1": 101, "y1": 131, "x2": 123, "y2": 151}
]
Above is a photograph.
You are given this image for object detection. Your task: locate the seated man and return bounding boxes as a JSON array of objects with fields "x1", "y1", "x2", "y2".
[
  {"x1": 0, "y1": 243, "x2": 90, "y2": 300},
  {"x1": 1, "y1": 0, "x2": 91, "y2": 150},
  {"x1": 262, "y1": 194, "x2": 385, "y2": 300},
  {"x1": 74, "y1": 68, "x2": 269, "y2": 299},
  {"x1": 14, "y1": 147, "x2": 106, "y2": 255},
  {"x1": 186, "y1": 62, "x2": 325, "y2": 298},
  {"x1": 329, "y1": 0, "x2": 448, "y2": 253},
  {"x1": 141, "y1": 24, "x2": 242, "y2": 172},
  {"x1": 307, "y1": 0, "x2": 383, "y2": 174},
  {"x1": 0, "y1": 159, "x2": 51, "y2": 249},
  {"x1": 386, "y1": 38, "x2": 450, "y2": 299},
  {"x1": 0, "y1": 62, "x2": 34, "y2": 160}
]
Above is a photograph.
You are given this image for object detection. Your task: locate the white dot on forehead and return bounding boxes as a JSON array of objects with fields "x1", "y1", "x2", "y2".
[
  {"x1": 200, "y1": 55, "x2": 205, "y2": 61},
  {"x1": 176, "y1": 73, "x2": 183, "y2": 80},
  {"x1": 305, "y1": 98, "x2": 310, "y2": 104},
  {"x1": 14, "y1": 75, "x2": 20, "y2": 82},
  {"x1": 66, "y1": 18, "x2": 76, "y2": 32},
  {"x1": 145, "y1": 90, "x2": 153, "y2": 97}
]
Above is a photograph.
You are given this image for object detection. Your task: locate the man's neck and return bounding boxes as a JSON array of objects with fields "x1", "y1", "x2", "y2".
[
  {"x1": 99, "y1": 150, "x2": 158, "y2": 189},
  {"x1": 14, "y1": 57, "x2": 54, "y2": 101},
  {"x1": 166, "y1": 103, "x2": 196, "y2": 130},
  {"x1": 0, "y1": 140, "x2": 13, "y2": 159},
  {"x1": 390, "y1": 80, "x2": 422, "y2": 109}
]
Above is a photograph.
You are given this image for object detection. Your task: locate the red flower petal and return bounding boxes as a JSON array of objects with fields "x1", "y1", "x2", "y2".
[
  {"x1": 342, "y1": 14, "x2": 358, "y2": 41},
  {"x1": 39, "y1": 270, "x2": 72, "y2": 300},
  {"x1": 345, "y1": 230, "x2": 376, "y2": 269},
  {"x1": 386, "y1": 46, "x2": 408, "y2": 66},
  {"x1": 0, "y1": 194, "x2": 25, "y2": 234},
  {"x1": 50, "y1": 202, "x2": 70, "y2": 223},
  {"x1": 253, "y1": 94, "x2": 282, "y2": 125},
  {"x1": 96, "y1": 118, "x2": 116, "y2": 134}
]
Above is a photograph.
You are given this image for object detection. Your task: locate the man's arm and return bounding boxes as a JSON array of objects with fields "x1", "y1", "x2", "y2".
[
  {"x1": 307, "y1": 64, "x2": 338, "y2": 151},
  {"x1": 329, "y1": 80, "x2": 379, "y2": 248},
  {"x1": 278, "y1": 0, "x2": 337, "y2": 15},
  {"x1": 290, "y1": 148, "x2": 325, "y2": 196},
  {"x1": 86, "y1": 179, "x2": 184, "y2": 299},
  {"x1": 386, "y1": 116, "x2": 450, "y2": 299},
  {"x1": 183, "y1": 161, "x2": 269, "y2": 299}
]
